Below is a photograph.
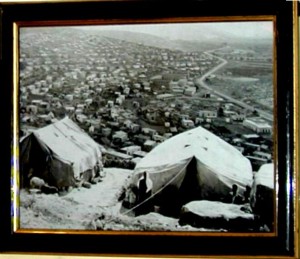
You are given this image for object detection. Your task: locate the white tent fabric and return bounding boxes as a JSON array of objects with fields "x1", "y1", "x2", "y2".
[
  {"x1": 32, "y1": 117, "x2": 101, "y2": 178},
  {"x1": 132, "y1": 126, "x2": 253, "y2": 197},
  {"x1": 254, "y1": 163, "x2": 274, "y2": 189},
  {"x1": 250, "y1": 163, "x2": 274, "y2": 230}
]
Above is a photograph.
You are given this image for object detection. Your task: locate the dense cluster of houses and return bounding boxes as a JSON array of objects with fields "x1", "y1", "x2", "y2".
[{"x1": 19, "y1": 28, "x2": 273, "y2": 172}]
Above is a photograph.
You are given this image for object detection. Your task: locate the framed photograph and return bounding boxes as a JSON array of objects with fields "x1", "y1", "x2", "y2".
[{"x1": 0, "y1": 0, "x2": 298, "y2": 258}]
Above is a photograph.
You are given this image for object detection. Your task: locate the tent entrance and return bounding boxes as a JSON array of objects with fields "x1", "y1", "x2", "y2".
[{"x1": 154, "y1": 156, "x2": 200, "y2": 218}]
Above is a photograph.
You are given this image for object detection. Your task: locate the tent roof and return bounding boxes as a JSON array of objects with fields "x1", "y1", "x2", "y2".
[{"x1": 135, "y1": 126, "x2": 252, "y2": 183}]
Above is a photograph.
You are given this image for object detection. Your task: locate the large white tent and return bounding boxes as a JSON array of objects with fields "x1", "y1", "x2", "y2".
[{"x1": 121, "y1": 126, "x2": 253, "y2": 215}]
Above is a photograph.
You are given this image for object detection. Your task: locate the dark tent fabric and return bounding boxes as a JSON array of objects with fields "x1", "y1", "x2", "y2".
[
  {"x1": 121, "y1": 126, "x2": 253, "y2": 216},
  {"x1": 20, "y1": 117, "x2": 102, "y2": 188}
]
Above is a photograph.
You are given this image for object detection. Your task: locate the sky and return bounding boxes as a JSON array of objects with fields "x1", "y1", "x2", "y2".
[{"x1": 74, "y1": 21, "x2": 274, "y2": 41}]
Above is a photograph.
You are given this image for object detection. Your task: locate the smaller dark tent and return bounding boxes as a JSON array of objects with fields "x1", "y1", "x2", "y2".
[{"x1": 20, "y1": 117, "x2": 102, "y2": 189}]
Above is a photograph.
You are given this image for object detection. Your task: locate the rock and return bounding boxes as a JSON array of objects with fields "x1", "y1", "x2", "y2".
[
  {"x1": 91, "y1": 177, "x2": 102, "y2": 184},
  {"x1": 179, "y1": 200, "x2": 256, "y2": 232},
  {"x1": 30, "y1": 177, "x2": 45, "y2": 189},
  {"x1": 95, "y1": 219, "x2": 105, "y2": 230},
  {"x1": 84, "y1": 220, "x2": 97, "y2": 230},
  {"x1": 82, "y1": 182, "x2": 92, "y2": 189}
]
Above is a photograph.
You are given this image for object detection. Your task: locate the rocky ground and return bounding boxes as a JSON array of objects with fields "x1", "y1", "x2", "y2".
[{"x1": 20, "y1": 168, "x2": 202, "y2": 232}]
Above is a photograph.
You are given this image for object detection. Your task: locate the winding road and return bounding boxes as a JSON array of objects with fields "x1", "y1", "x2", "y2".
[{"x1": 195, "y1": 51, "x2": 274, "y2": 123}]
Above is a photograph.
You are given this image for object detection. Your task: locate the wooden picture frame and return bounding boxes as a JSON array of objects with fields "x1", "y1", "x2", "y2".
[{"x1": 0, "y1": 0, "x2": 298, "y2": 258}]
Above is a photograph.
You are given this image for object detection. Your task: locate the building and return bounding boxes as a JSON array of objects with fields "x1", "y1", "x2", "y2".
[
  {"x1": 184, "y1": 87, "x2": 197, "y2": 96},
  {"x1": 253, "y1": 150, "x2": 272, "y2": 161},
  {"x1": 104, "y1": 149, "x2": 133, "y2": 163},
  {"x1": 143, "y1": 139, "x2": 157, "y2": 152},
  {"x1": 198, "y1": 110, "x2": 217, "y2": 119},
  {"x1": 112, "y1": 131, "x2": 128, "y2": 143},
  {"x1": 243, "y1": 117, "x2": 272, "y2": 134},
  {"x1": 231, "y1": 113, "x2": 246, "y2": 122},
  {"x1": 181, "y1": 119, "x2": 195, "y2": 129},
  {"x1": 120, "y1": 145, "x2": 141, "y2": 156}
]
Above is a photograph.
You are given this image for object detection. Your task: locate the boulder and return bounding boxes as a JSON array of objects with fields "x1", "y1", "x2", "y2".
[{"x1": 179, "y1": 200, "x2": 255, "y2": 232}]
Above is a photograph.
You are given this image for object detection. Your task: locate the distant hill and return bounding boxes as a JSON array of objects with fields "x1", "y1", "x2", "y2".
[
  {"x1": 21, "y1": 26, "x2": 273, "y2": 55},
  {"x1": 82, "y1": 29, "x2": 229, "y2": 52},
  {"x1": 84, "y1": 28, "x2": 271, "y2": 53},
  {"x1": 90, "y1": 30, "x2": 185, "y2": 51}
]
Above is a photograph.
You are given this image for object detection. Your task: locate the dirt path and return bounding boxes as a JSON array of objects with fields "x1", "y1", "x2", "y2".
[{"x1": 20, "y1": 168, "x2": 132, "y2": 230}]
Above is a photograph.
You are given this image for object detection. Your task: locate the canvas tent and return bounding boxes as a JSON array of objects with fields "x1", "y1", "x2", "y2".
[
  {"x1": 20, "y1": 117, "x2": 102, "y2": 189},
  {"x1": 121, "y1": 126, "x2": 253, "y2": 216},
  {"x1": 250, "y1": 163, "x2": 275, "y2": 231}
]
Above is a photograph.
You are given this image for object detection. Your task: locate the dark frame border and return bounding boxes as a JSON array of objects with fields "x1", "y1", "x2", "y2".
[{"x1": 0, "y1": 0, "x2": 298, "y2": 257}]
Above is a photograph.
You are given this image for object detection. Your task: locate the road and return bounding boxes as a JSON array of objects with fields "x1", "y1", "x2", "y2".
[{"x1": 195, "y1": 51, "x2": 274, "y2": 123}]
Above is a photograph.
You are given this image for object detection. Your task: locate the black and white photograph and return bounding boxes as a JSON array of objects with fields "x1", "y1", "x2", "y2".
[{"x1": 18, "y1": 20, "x2": 276, "y2": 233}]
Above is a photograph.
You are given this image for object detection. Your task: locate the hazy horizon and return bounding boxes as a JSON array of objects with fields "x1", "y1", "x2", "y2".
[
  {"x1": 21, "y1": 21, "x2": 274, "y2": 42},
  {"x1": 84, "y1": 22, "x2": 273, "y2": 40}
]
